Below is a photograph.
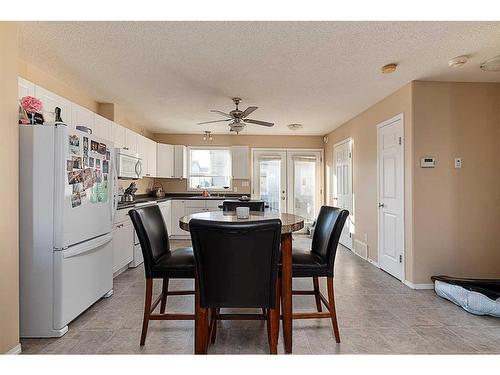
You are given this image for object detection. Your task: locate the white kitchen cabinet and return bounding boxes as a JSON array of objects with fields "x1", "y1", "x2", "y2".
[
  {"x1": 158, "y1": 200, "x2": 172, "y2": 236},
  {"x1": 170, "y1": 200, "x2": 187, "y2": 237},
  {"x1": 112, "y1": 122, "x2": 126, "y2": 149},
  {"x1": 125, "y1": 128, "x2": 139, "y2": 153},
  {"x1": 34, "y1": 85, "x2": 72, "y2": 125},
  {"x1": 231, "y1": 145, "x2": 250, "y2": 179},
  {"x1": 93, "y1": 113, "x2": 112, "y2": 141},
  {"x1": 157, "y1": 143, "x2": 174, "y2": 178},
  {"x1": 173, "y1": 145, "x2": 187, "y2": 178},
  {"x1": 18, "y1": 77, "x2": 35, "y2": 99},
  {"x1": 147, "y1": 138, "x2": 157, "y2": 178},
  {"x1": 139, "y1": 136, "x2": 157, "y2": 178},
  {"x1": 112, "y1": 219, "x2": 134, "y2": 275},
  {"x1": 71, "y1": 103, "x2": 95, "y2": 134}
]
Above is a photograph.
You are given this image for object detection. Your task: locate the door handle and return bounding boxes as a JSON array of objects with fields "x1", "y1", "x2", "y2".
[{"x1": 378, "y1": 203, "x2": 385, "y2": 208}]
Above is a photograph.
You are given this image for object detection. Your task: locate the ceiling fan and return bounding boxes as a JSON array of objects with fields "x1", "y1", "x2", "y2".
[{"x1": 197, "y1": 97, "x2": 274, "y2": 134}]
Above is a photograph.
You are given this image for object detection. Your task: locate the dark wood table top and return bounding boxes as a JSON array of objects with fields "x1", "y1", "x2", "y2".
[{"x1": 179, "y1": 210, "x2": 304, "y2": 234}]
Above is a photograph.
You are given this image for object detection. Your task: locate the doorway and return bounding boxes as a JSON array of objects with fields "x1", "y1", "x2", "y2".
[
  {"x1": 377, "y1": 113, "x2": 405, "y2": 281},
  {"x1": 333, "y1": 138, "x2": 353, "y2": 250},
  {"x1": 252, "y1": 149, "x2": 323, "y2": 227}
]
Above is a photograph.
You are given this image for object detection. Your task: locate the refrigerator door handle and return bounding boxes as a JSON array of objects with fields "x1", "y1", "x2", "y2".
[{"x1": 61, "y1": 233, "x2": 112, "y2": 259}]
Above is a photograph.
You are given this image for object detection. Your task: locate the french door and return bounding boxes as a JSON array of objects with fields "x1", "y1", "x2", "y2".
[{"x1": 252, "y1": 149, "x2": 323, "y2": 226}]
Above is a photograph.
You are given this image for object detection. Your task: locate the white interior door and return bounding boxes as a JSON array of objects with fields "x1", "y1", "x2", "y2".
[
  {"x1": 287, "y1": 151, "x2": 322, "y2": 226},
  {"x1": 333, "y1": 139, "x2": 353, "y2": 249},
  {"x1": 252, "y1": 150, "x2": 287, "y2": 212},
  {"x1": 377, "y1": 114, "x2": 405, "y2": 280}
]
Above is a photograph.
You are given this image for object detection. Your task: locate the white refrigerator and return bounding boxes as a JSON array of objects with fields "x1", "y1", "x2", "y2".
[{"x1": 19, "y1": 122, "x2": 117, "y2": 338}]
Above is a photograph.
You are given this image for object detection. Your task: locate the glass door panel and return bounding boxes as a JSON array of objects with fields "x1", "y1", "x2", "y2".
[
  {"x1": 287, "y1": 151, "x2": 322, "y2": 226},
  {"x1": 252, "y1": 151, "x2": 287, "y2": 212}
]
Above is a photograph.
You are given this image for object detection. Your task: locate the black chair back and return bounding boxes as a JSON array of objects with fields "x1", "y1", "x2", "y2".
[
  {"x1": 129, "y1": 205, "x2": 170, "y2": 278},
  {"x1": 190, "y1": 219, "x2": 282, "y2": 309},
  {"x1": 311, "y1": 206, "x2": 349, "y2": 276},
  {"x1": 222, "y1": 200, "x2": 265, "y2": 212}
]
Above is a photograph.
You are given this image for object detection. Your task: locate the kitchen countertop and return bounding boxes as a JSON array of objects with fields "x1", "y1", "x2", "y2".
[{"x1": 116, "y1": 193, "x2": 248, "y2": 210}]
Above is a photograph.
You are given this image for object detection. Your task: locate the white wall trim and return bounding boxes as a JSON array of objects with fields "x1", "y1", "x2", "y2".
[
  {"x1": 5, "y1": 343, "x2": 22, "y2": 355},
  {"x1": 403, "y1": 280, "x2": 435, "y2": 290},
  {"x1": 367, "y1": 258, "x2": 379, "y2": 267}
]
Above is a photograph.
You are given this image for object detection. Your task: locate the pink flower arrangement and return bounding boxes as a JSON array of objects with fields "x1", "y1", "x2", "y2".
[{"x1": 20, "y1": 96, "x2": 43, "y2": 113}]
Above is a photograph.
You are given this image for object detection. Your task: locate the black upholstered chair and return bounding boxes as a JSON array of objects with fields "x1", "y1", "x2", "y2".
[
  {"x1": 190, "y1": 219, "x2": 282, "y2": 354},
  {"x1": 221, "y1": 200, "x2": 266, "y2": 212},
  {"x1": 284, "y1": 205, "x2": 348, "y2": 343},
  {"x1": 129, "y1": 205, "x2": 195, "y2": 346}
]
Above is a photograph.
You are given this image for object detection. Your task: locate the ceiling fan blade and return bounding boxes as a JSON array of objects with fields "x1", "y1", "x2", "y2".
[
  {"x1": 244, "y1": 119, "x2": 274, "y2": 127},
  {"x1": 241, "y1": 106, "x2": 258, "y2": 118},
  {"x1": 210, "y1": 110, "x2": 233, "y2": 119},
  {"x1": 197, "y1": 119, "x2": 232, "y2": 125}
]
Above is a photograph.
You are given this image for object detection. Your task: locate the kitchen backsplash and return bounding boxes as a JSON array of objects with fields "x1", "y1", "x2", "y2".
[
  {"x1": 119, "y1": 177, "x2": 251, "y2": 196},
  {"x1": 154, "y1": 178, "x2": 251, "y2": 195},
  {"x1": 118, "y1": 177, "x2": 155, "y2": 195}
]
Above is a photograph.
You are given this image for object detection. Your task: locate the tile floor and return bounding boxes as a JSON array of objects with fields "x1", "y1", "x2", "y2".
[{"x1": 21, "y1": 236, "x2": 500, "y2": 354}]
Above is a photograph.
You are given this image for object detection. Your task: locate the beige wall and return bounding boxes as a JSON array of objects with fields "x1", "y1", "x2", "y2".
[
  {"x1": 412, "y1": 81, "x2": 500, "y2": 283},
  {"x1": 0, "y1": 23, "x2": 20, "y2": 354},
  {"x1": 154, "y1": 133, "x2": 324, "y2": 194},
  {"x1": 323, "y1": 83, "x2": 414, "y2": 278}
]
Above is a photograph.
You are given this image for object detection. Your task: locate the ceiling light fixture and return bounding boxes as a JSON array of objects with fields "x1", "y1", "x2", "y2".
[
  {"x1": 381, "y1": 63, "x2": 398, "y2": 74},
  {"x1": 448, "y1": 55, "x2": 469, "y2": 68},
  {"x1": 480, "y1": 55, "x2": 500, "y2": 72},
  {"x1": 203, "y1": 131, "x2": 213, "y2": 141},
  {"x1": 287, "y1": 123, "x2": 303, "y2": 130}
]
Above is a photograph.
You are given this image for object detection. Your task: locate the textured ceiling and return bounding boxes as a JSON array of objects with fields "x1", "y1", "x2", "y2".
[{"x1": 19, "y1": 21, "x2": 500, "y2": 135}]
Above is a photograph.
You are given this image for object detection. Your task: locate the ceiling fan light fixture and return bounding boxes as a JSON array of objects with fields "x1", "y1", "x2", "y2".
[
  {"x1": 480, "y1": 55, "x2": 500, "y2": 72},
  {"x1": 203, "y1": 131, "x2": 213, "y2": 141},
  {"x1": 448, "y1": 55, "x2": 469, "y2": 68}
]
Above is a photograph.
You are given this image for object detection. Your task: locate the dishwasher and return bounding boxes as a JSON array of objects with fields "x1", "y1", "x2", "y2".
[{"x1": 129, "y1": 200, "x2": 157, "y2": 268}]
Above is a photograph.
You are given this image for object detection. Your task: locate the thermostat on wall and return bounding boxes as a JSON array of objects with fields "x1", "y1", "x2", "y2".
[{"x1": 420, "y1": 157, "x2": 436, "y2": 168}]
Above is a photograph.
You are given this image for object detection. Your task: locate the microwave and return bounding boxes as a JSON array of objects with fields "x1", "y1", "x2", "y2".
[{"x1": 115, "y1": 148, "x2": 143, "y2": 179}]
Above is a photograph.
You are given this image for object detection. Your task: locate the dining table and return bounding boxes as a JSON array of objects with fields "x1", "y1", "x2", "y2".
[{"x1": 179, "y1": 209, "x2": 304, "y2": 354}]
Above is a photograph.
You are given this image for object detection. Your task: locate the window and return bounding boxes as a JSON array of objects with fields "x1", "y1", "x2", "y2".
[{"x1": 188, "y1": 147, "x2": 232, "y2": 190}]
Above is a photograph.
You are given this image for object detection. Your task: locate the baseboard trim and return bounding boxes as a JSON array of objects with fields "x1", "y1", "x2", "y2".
[
  {"x1": 5, "y1": 343, "x2": 21, "y2": 355},
  {"x1": 403, "y1": 280, "x2": 435, "y2": 290},
  {"x1": 367, "y1": 258, "x2": 379, "y2": 268}
]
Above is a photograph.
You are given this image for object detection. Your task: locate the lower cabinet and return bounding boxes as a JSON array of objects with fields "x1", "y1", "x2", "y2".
[
  {"x1": 112, "y1": 215, "x2": 134, "y2": 275},
  {"x1": 171, "y1": 200, "x2": 187, "y2": 237},
  {"x1": 158, "y1": 200, "x2": 172, "y2": 236},
  {"x1": 170, "y1": 199, "x2": 223, "y2": 239}
]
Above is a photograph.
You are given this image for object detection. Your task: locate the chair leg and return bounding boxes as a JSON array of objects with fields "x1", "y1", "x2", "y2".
[
  {"x1": 313, "y1": 277, "x2": 322, "y2": 312},
  {"x1": 160, "y1": 278, "x2": 169, "y2": 314},
  {"x1": 140, "y1": 278, "x2": 153, "y2": 346},
  {"x1": 267, "y1": 281, "x2": 280, "y2": 354},
  {"x1": 327, "y1": 277, "x2": 340, "y2": 343},
  {"x1": 195, "y1": 279, "x2": 209, "y2": 354},
  {"x1": 210, "y1": 308, "x2": 218, "y2": 344}
]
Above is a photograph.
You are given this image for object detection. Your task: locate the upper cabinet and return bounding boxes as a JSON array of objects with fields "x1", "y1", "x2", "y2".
[
  {"x1": 18, "y1": 77, "x2": 35, "y2": 99},
  {"x1": 125, "y1": 128, "x2": 139, "y2": 153},
  {"x1": 34, "y1": 85, "x2": 72, "y2": 125},
  {"x1": 138, "y1": 135, "x2": 157, "y2": 178},
  {"x1": 112, "y1": 122, "x2": 126, "y2": 149},
  {"x1": 93, "y1": 114, "x2": 112, "y2": 141},
  {"x1": 146, "y1": 137, "x2": 157, "y2": 178},
  {"x1": 71, "y1": 103, "x2": 95, "y2": 133},
  {"x1": 231, "y1": 145, "x2": 250, "y2": 179},
  {"x1": 157, "y1": 143, "x2": 174, "y2": 178},
  {"x1": 173, "y1": 145, "x2": 187, "y2": 179}
]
